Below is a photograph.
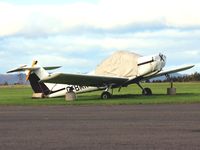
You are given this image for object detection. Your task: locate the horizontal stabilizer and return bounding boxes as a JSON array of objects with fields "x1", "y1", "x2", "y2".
[
  {"x1": 43, "y1": 66, "x2": 61, "y2": 70},
  {"x1": 7, "y1": 66, "x2": 61, "y2": 73},
  {"x1": 7, "y1": 67, "x2": 39, "y2": 73}
]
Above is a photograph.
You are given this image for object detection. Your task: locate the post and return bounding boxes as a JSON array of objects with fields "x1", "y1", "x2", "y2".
[
  {"x1": 167, "y1": 80, "x2": 176, "y2": 95},
  {"x1": 65, "y1": 91, "x2": 76, "y2": 101}
]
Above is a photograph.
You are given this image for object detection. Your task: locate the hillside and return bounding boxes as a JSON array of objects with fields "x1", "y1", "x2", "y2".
[{"x1": 0, "y1": 73, "x2": 27, "y2": 85}]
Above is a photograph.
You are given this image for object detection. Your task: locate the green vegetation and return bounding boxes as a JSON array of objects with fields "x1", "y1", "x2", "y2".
[
  {"x1": 0, "y1": 83, "x2": 200, "y2": 105},
  {"x1": 152, "y1": 72, "x2": 200, "y2": 82}
]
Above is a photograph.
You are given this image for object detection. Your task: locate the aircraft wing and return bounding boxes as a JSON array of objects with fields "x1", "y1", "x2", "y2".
[
  {"x1": 41, "y1": 73, "x2": 129, "y2": 87},
  {"x1": 41, "y1": 65, "x2": 194, "y2": 87},
  {"x1": 123, "y1": 64, "x2": 194, "y2": 85},
  {"x1": 144, "y1": 65, "x2": 195, "y2": 80}
]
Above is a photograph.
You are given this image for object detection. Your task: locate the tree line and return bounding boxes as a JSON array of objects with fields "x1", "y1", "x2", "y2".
[{"x1": 151, "y1": 72, "x2": 200, "y2": 82}]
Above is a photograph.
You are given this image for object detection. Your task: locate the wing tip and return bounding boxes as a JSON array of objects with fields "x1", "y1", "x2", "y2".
[{"x1": 185, "y1": 64, "x2": 195, "y2": 69}]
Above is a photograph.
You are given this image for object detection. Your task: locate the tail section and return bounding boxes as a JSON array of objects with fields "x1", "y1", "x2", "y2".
[
  {"x1": 29, "y1": 72, "x2": 51, "y2": 95},
  {"x1": 7, "y1": 61, "x2": 61, "y2": 96}
]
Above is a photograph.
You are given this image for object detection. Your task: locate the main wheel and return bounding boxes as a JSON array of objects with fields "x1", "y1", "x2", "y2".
[
  {"x1": 142, "y1": 88, "x2": 152, "y2": 95},
  {"x1": 101, "y1": 91, "x2": 112, "y2": 99}
]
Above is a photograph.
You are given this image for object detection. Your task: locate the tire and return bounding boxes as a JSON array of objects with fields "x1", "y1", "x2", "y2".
[
  {"x1": 101, "y1": 91, "x2": 112, "y2": 99},
  {"x1": 142, "y1": 88, "x2": 152, "y2": 95}
]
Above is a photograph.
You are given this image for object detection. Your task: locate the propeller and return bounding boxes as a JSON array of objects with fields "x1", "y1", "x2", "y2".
[
  {"x1": 26, "y1": 60, "x2": 38, "y2": 81},
  {"x1": 159, "y1": 53, "x2": 165, "y2": 62}
]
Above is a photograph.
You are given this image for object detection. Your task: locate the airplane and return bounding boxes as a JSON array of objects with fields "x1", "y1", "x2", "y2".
[{"x1": 7, "y1": 51, "x2": 194, "y2": 99}]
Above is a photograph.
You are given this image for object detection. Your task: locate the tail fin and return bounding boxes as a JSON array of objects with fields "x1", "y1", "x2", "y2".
[
  {"x1": 28, "y1": 72, "x2": 51, "y2": 95},
  {"x1": 7, "y1": 61, "x2": 61, "y2": 95}
]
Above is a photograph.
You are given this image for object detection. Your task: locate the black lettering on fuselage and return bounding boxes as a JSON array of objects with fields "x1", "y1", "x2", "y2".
[{"x1": 66, "y1": 85, "x2": 88, "y2": 92}]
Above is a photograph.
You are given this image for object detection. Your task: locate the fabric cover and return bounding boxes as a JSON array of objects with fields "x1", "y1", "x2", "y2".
[{"x1": 95, "y1": 51, "x2": 141, "y2": 77}]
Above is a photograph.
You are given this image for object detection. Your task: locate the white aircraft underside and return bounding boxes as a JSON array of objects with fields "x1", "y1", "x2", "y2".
[{"x1": 7, "y1": 51, "x2": 194, "y2": 99}]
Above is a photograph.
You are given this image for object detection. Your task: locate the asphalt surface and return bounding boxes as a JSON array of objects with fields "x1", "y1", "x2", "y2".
[{"x1": 0, "y1": 104, "x2": 199, "y2": 150}]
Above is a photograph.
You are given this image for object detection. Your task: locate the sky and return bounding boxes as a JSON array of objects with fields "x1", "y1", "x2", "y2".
[{"x1": 0, "y1": 0, "x2": 200, "y2": 74}]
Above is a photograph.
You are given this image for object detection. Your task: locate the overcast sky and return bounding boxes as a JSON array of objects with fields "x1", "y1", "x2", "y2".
[{"x1": 0, "y1": 0, "x2": 200, "y2": 74}]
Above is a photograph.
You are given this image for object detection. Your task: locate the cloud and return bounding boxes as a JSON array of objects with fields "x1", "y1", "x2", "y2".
[
  {"x1": 0, "y1": 0, "x2": 200, "y2": 74},
  {"x1": 1, "y1": 0, "x2": 200, "y2": 37},
  {"x1": 31, "y1": 55, "x2": 93, "y2": 73}
]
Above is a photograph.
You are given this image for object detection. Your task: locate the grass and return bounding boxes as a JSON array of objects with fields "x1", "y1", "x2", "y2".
[{"x1": 0, "y1": 82, "x2": 200, "y2": 105}]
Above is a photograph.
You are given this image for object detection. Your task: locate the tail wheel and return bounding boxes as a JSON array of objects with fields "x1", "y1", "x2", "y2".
[
  {"x1": 101, "y1": 91, "x2": 112, "y2": 99},
  {"x1": 142, "y1": 88, "x2": 152, "y2": 95}
]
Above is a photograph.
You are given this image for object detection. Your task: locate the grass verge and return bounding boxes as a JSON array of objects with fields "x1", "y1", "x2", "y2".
[{"x1": 0, "y1": 82, "x2": 200, "y2": 105}]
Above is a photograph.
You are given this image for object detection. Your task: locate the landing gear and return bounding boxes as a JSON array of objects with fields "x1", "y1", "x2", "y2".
[
  {"x1": 101, "y1": 91, "x2": 112, "y2": 99},
  {"x1": 101, "y1": 85, "x2": 113, "y2": 99},
  {"x1": 137, "y1": 83, "x2": 152, "y2": 96},
  {"x1": 142, "y1": 88, "x2": 152, "y2": 95}
]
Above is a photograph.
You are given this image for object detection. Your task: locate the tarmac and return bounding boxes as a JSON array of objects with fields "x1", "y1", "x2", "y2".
[{"x1": 0, "y1": 104, "x2": 199, "y2": 150}]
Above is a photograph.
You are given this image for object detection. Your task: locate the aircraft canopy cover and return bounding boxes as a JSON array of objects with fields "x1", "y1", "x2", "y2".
[{"x1": 95, "y1": 51, "x2": 141, "y2": 77}]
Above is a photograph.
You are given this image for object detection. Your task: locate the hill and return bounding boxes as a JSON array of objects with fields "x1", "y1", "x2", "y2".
[{"x1": 0, "y1": 73, "x2": 27, "y2": 85}]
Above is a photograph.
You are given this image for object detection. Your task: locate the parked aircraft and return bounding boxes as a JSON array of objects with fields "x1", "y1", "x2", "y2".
[{"x1": 7, "y1": 51, "x2": 194, "y2": 99}]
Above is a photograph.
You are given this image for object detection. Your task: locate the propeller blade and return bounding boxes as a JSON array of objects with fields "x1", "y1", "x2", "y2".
[
  {"x1": 159, "y1": 53, "x2": 165, "y2": 62},
  {"x1": 26, "y1": 60, "x2": 38, "y2": 81}
]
